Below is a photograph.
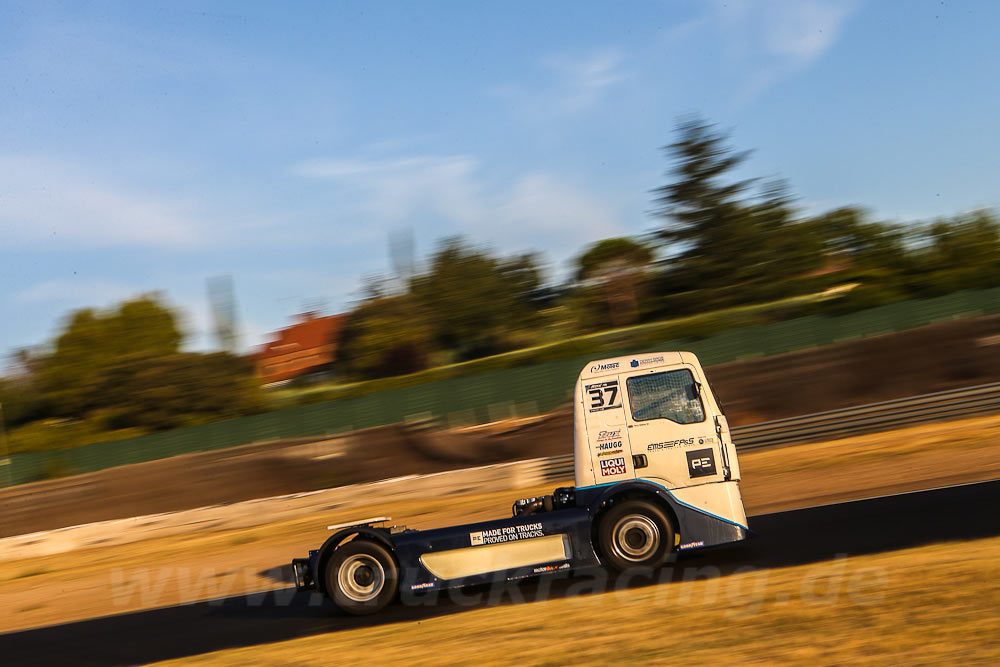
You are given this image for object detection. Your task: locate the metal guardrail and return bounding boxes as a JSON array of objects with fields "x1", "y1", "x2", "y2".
[
  {"x1": 540, "y1": 382, "x2": 1000, "y2": 481},
  {"x1": 732, "y1": 382, "x2": 1000, "y2": 449}
]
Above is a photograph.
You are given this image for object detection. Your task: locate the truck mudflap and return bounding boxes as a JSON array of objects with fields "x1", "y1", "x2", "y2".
[{"x1": 291, "y1": 557, "x2": 314, "y2": 591}]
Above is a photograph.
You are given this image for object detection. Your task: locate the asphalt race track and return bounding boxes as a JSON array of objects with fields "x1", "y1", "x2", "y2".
[{"x1": 4, "y1": 479, "x2": 1000, "y2": 666}]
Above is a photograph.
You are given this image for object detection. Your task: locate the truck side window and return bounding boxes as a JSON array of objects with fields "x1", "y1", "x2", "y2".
[{"x1": 626, "y1": 370, "x2": 706, "y2": 424}]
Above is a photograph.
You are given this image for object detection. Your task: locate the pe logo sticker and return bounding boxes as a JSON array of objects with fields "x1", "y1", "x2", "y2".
[{"x1": 686, "y1": 448, "x2": 717, "y2": 478}]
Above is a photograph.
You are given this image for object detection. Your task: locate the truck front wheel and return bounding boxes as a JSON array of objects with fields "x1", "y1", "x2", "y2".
[
  {"x1": 598, "y1": 500, "x2": 674, "y2": 572},
  {"x1": 325, "y1": 539, "x2": 399, "y2": 615}
]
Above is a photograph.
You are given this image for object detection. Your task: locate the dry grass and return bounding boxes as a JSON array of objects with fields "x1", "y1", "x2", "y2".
[{"x1": 153, "y1": 536, "x2": 1000, "y2": 666}]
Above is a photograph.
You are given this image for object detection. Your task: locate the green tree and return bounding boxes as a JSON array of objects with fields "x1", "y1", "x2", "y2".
[
  {"x1": 95, "y1": 352, "x2": 263, "y2": 430},
  {"x1": 653, "y1": 117, "x2": 822, "y2": 307},
  {"x1": 917, "y1": 210, "x2": 1000, "y2": 293},
  {"x1": 652, "y1": 116, "x2": 756, "y2": 294},
  {"x1": 40, "y1": 294, "x2": 183, "y2": 417},
  {"x1": 737, "y1": 180, "x2": 822, "y2": 299},
  {"x1": 410, "y1": 238, "x2": 543, "y2": 359},
  {"x1": 337, "y1": 293, "x2": 436, "y2": 379},
  {"x1": 574, "y1": 237, "x2": 654, "y2": 327},
  {"x1": 0, "y1": 377, "x2": 45, "y2": 427}
]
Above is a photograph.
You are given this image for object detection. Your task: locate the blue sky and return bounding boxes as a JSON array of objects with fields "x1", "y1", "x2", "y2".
[{"x1": 1, "y1": 0, "x2": 998, "y2": 357}]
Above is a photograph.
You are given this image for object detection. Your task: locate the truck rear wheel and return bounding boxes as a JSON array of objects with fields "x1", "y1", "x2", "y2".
[
  {"x1": 598, "y1": 500, "x2": 674, "y2": 572},
  {"x1": 326, "y1": 539, "x2": 398, "y2": 615}
]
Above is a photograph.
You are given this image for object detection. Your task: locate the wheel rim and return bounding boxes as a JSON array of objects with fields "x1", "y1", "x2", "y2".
[
  {"x1": 612, "y1": 514, "x2": 660, "y2": 562},
  {"x1": 337, "y1": 554, "x2": 385, "y2": 602}
]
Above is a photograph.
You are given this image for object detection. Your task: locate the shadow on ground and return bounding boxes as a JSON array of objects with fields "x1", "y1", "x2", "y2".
[{"x1": 4, "y1": 479, "x2": 999, "y2": 666}]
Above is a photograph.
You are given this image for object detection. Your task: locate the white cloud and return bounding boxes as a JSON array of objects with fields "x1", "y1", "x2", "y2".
[
  {"x1": 0, "y1": 156, "x2": 206, "y2": 248},
  {"x1": 293, "y1": 153, "x2": 625, "y2": 267},
  {"x1": 758, "y1": 0, "x2": 858, "y2": 63},
  {"x1": 541, "y1": 50, "x2": 628, "y2": 111},
  {"x1": 703, "y1": 0, "x2": 860, "y2": 104},
  {"x1": 489, "y1": 48, "x2": 628, "y2": 116}
]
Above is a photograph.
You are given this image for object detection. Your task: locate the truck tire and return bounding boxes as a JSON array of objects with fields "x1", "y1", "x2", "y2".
[
  {"x1": 597, "y1": 500, "x2": 674, "y2": 572},
  {"x1": 325, "y1": 539, "x2": 399, "y2": 615}
]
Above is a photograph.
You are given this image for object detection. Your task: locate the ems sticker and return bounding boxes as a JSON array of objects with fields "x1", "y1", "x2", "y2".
[
  {"x1": 600, "y1": 456, "x2": 627, "y2": 476},
  {"x1": 586, "y1": 381, "x2": 621, "y2": 412},
  {"x1": 470, "y1": 522, "x2": 544, "y2": 546},
  {"x1": 686, "y1": 448, "x2": 717, "y2": 478}
]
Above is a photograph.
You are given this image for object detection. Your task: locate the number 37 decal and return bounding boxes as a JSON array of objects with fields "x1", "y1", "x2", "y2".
[{"x1": 586, "y1": 381, "x2": 621, "y2": 412}]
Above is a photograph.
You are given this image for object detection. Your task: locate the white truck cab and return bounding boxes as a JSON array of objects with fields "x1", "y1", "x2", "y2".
[
  {"x1": 292, "y1": 352, "x2": 749, "y2": 615},
  {"x1": 574, "y1": 351, "x2": 746, "y2": 530}
]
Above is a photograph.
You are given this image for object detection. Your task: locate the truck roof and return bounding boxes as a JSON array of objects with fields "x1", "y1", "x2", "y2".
[{"x1": 578, "y1": 351, "x2": 699, "y2": 381}]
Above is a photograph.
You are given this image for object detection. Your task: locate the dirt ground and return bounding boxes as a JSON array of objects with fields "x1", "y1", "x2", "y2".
[
  {"x1": 3, "y1": 315, "x2": 1000, "y2": 538},
  {"x1": 2, "y1": 413, "x2": 1000, "y2": 634}
]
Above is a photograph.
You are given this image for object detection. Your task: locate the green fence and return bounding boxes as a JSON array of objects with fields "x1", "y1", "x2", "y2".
[{"x1": 4, "y1": 287, "x2": 998, "y2": 487}]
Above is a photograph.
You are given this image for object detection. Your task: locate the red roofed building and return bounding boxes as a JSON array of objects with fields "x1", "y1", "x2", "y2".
[{"x1": 253, "y1": 312, "x2": 345, "y2": 385}]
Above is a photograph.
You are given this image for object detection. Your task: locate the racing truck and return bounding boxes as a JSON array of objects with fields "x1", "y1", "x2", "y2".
[{"x1": 291, "y1": 351, "x2": 748, "y2": 614}]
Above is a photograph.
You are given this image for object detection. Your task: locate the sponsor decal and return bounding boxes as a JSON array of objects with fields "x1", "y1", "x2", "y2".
[
  {"x1": 629, "y1": 355, "x2": 666, "y2": 369},
  {"x1": 647, "y1": 436, "x2": 713, "y2": 451},
  {"x1": 597, "y1": 449, "x2": 623, "y2": 457},
  {"x1": 686, "y1": 448, "x2": 717, "y2": 478},
  {"x1": 600, "y1": 456, "x2": 627, "y2": 476},
  {"x1": 470, "y1": 522, "x2": 544, "y2": 546},
  {"x1": 532, "y1": 563, "x2": 571, "y2": 574},
  {"x1": 647, "y1": 437, "x2": 696, "y2": 451},
  {"x1": 596, "y1": 429, "x2": 622, "y2": 442},
  {"x1": 597, "y1": 440, "x2": 622, "y2": 450},
  {"x1": 586, "y1": 381, "x2": 621, "y2": 412},
  {"x1": 678, "y1": 541, "x2": 705, "y2": 550},
  {"x1": 410, "y1": 582, "x2": 436, "y2": 590},
  {"x1": 589, "y1": 361, "x2": 620, "y2": 373}
]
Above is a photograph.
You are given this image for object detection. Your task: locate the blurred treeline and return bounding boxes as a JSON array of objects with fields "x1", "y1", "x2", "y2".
[
  {"x1": 336, "y1": 116, "x2": 1000, "y2": 380},
  {"x1": 0, "y1": 295, "x2": 263, "y2": 453},
  {"x1": 2, "y1": 116, "x2": 999, "y2": 451}
]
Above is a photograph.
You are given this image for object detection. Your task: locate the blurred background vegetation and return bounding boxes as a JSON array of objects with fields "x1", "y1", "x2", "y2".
[{"x1": 2, "y1": 116, "x2": 999, "y2": 459}]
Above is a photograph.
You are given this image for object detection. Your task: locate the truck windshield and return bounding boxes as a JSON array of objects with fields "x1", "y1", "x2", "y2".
[{"x1": 626, "y1": 369, "x2": 705, "y2": 424}]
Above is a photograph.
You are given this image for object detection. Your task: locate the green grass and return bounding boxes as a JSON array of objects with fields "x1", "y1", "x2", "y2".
[{"x1": 7, "y1": 419, "x2": 148, "y2": 456}]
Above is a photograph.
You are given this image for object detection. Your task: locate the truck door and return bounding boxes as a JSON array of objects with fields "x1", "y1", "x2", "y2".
[
  {"x1": 621, "y1": 364, "x2": 726, "y2": 489},
  {"x1": 581, "y1": 373, "x2": 637, "y2": 484}
]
